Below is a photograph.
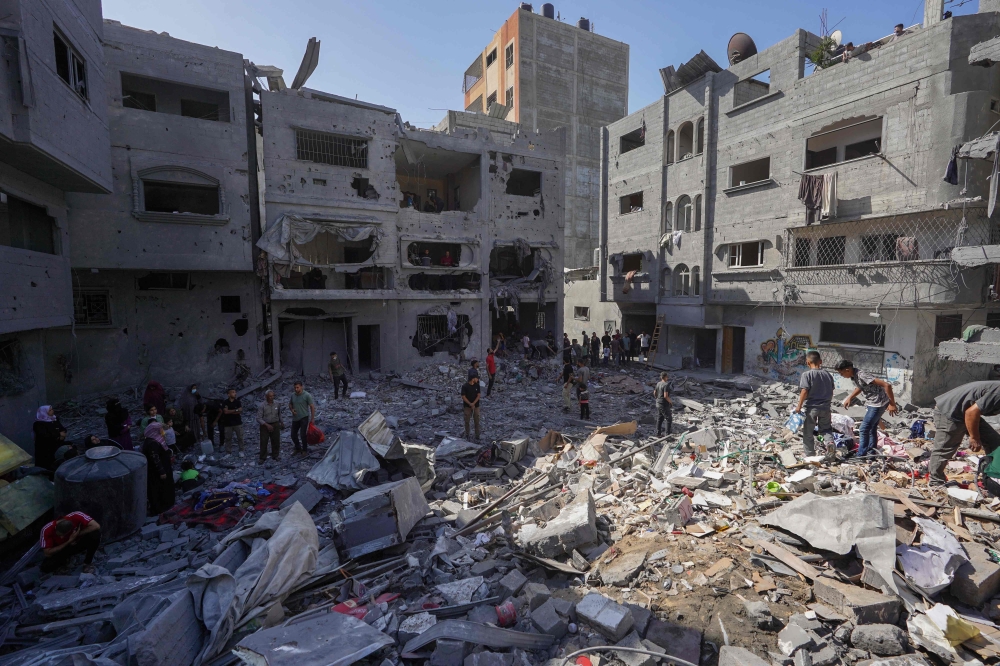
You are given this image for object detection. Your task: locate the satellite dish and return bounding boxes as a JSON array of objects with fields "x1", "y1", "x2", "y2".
[
  {"x1": 830, "y1": 30, "x2": 843, "y2": 47},
  {"x1": 727, "y1": 33, "x2": 758, "y2": 65},
  {"x1": 290, "y1": 37, "x2": 320, "y2": 90}
]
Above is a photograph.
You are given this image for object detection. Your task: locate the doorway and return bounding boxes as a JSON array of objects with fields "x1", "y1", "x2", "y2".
[
  {"x1": 694, "y1": 329, "x2": 717, "y2": 370},
  {"x1": 722, "y1": 326, "x2": 746, "y2": 374},
  {"x1": 279, "y1": 318, "x2": 351, "y2": 375},
  {"x1": 358, "y1": 325, "x2": 380, "y2": 371}
]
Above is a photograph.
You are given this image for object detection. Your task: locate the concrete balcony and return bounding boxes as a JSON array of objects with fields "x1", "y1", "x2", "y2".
[{"x1": 609, "y1": 274, "x2": 656, "y2": 303}]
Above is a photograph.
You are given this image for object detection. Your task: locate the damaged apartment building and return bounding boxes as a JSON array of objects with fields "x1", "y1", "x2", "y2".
[
  {"x1": 253, "y1": 85, "x2": 566, "y2": 375},
  {"x1": 591, "y1": 0, "x2": 1000, "y2": 405}
]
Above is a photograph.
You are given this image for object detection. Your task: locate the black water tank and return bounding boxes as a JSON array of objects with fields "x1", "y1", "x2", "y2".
[
  {"x1": 520, "y1": 2, "x2": 533, "y2": 11},
  {"x1": 55, "y1": 446, "x2": 148, "y2": 542},
  {"x1": 541, "y1": 3, "x2": 554, "y2": 18},
  {"x1": 577, "y1": 17, "x2": 590, "y2": 31}
]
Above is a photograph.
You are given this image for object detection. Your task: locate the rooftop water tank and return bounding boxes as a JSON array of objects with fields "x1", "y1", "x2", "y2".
[
  {"x1": 55, "y1": 446, "x2": 148, "y2": 542},
  {"x1": 542, "y1": 3, "x2": 554, "y2": 19},
  {"x1": 520, "y1": 3, "x2": 533, "y2": 11},
  {"x1": 577, "y1": 17, "x2": 590, "y2": 31}
]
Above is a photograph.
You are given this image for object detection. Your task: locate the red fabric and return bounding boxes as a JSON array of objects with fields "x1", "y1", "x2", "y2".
[
  {"x1": 40, "y1": 512, "x2": 93, "y2": 549},
  {"x1": 486, "y1": 355, "x2": 496, "y2": 375},
  {"x1": 159, "y1": 484, "x2": 294, "y2": 531},
  {"x1": 307, "y1": 423, "x2": 325, "y2": 445}
]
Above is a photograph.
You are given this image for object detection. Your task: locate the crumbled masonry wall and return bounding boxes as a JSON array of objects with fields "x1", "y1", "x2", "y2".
[
  {"x1": 261, "y1": 89, "x2": 565, "y2": 374},
  {"x1": 43, "y1": 271, "x2": 262, "y2": 404},
  {"x1": 595, "y1": 14, "x2": 1000, "y2": 398}
]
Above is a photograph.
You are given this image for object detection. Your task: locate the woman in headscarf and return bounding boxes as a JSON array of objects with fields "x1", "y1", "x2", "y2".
[
  {"x1": 178, "y1": 384, "x2": 204, "y2": 444},
  {"x1": 104, "y1": 398, "x2": 133, "y2": 451},
  {"x1": 33, "y1": 406, "x2": 67, "y2": 471},
  {"x1": 142, "y1": 381, "x2": 167, "y2": 416},
  {"x1": 141, "y1": 421, "x2": 175, "y2": 515}
]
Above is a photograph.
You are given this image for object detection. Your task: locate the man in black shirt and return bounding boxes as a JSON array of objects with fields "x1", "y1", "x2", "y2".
[
  {"x1": 221, "y1": 388, "x2": 244, "y2": 458},
  {"x1": 601, "y1": 332, "x2": 612, "y2": 353},
  {"x1": 205, "y1": 399, "x2": 225, "y2": 450},
  {"x1": 929, "y1": 381, "x2": 1000, "y2": 486},
  {"x1": 560, "y1": 360, "x2": 575, "y2": 413},
  {"x1": 461, "y1": 376, "x2": 481, "y2": 441},
  {"x1": 590, "y1": 334, "x2": 601, "y2": 367}
]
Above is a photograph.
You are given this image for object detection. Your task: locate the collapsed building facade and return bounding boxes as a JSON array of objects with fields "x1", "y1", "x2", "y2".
[
  {"x1": 597, "y1": 0, "x2": 1000, "y2": 404},
  {"x1": 255, "y1": 90, "x2": 566, "y2": 374}
]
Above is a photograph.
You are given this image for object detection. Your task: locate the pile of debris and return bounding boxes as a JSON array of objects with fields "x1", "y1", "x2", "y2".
[{"x1": 4, "y1": 359, "x2": 1000, "y2": 666}]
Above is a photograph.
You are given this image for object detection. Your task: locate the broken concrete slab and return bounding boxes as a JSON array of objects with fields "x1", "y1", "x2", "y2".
[
  {"x1": 279, "y1": 482, "x2": 323, "y2": 512},
  {"x1": 777, "y1": 623, "x2": 815, "y2": 656},
  {"x1": 718, "y1": 646, "x2": 771, "y2": 666},
  {"x1": 498, "y1": 569, "x2": 528, "y2": 597},
  {"x1": 398, "y1": 611, "x2": 438, "y2": 645},
  {"x1": 431, "y1": 639, "x2": 471, "y2": 666},
  {"x1": 812, "y1": 577, "x2": 901, "y2": 625},
  {"x1": 603, "y1": 549, "x2": 647, "y2": 587},
  {"x1": 519, "y1": 490, "x2": 597, "y2": 557},
  {"x1": 575, "y1": 592, "x2": 634, "y2": 641},
  {"x1": 850, "y1": 624, "x2": 909, "y2": 656},
  {"x1": 855, "y1": 658, "x2": 932, "y2": 666},
  {"x1": 614, "y1": 630, "x2": 656, "y2": 666},
  {"x1": 950, "y1": 546, "x2": 1000, "y2": 608},
  {"x1": 436, "y1": 576, "x2": 484, "y2": 605},
  {"x1": 464, "y1": 652, "x2": 513, "y2": 666}
]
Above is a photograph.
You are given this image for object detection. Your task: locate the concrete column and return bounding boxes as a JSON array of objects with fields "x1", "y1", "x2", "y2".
[
  {"x1": 924, "y1": 0, "x2": 944, "y2": 26},
  {"x1": 598, "y1": 126, "x2": 609, "y2": 302}
]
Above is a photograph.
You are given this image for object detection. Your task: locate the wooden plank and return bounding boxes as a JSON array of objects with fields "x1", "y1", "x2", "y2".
[
  {"x1": 752, "y1": 539, "x2": 822, "y2": 581},
  {"x1": 888, "y1": 488, "x2": 931, "y2": 518}
]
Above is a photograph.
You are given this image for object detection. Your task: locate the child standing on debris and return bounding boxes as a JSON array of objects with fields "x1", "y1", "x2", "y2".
[
  {"x1": 577, "y1": 381, "x2": 591, "y2": 420},
  {"x1": 654, "y1": 371, "x2": 673, "y2": 436},
  {"x1": 560, "y1": 358, "x2": 576, "y2": 413},
  {"x1": 835, "y1": 359, "x2": 897, "y2": 458},
  {"x1": 794, "y1": 351, "x2": 835, "y2": 459}
]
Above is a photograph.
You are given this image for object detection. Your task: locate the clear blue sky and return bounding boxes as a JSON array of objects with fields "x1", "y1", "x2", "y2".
[{"x1": 102, "y1": 0, "x2": 978, "y2": 127}]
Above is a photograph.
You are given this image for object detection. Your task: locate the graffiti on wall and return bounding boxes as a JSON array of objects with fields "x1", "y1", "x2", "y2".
[{"x1": 758, "y1": 328, "x2": 813, "y2": 378}]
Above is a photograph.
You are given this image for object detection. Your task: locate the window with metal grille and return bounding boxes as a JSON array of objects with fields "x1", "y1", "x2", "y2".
[
  {"x1": 816, "y1": 236, "x2": 846, "y2": 265},
  {"x1": 820, "y1": 322, "x2": 885, "y2": 347},
  {"x1": 860, "y1": 234, "x2": 899, "y2": 262},
  {"x1": 505, "y1": 44, "x2": 514, "y2": 69},
  {"x1": 728, "y1": 241, "x2": 763, "y2": 268},
  {"x1": 536, "y1": 312, "x2": 546, "y2": 329},
  {"x1": 505, "y1": 87, "x2": 514, "y2": 108},
  {"x1": 73, "y1": 290, "x2": 111, "y2": 326},
  {"x1": 295, "y1": 129, "x2": 368, "y2": 169},
  {"x1": 934, "y1": 314, "x2": 963, "y2": 346},
  {"x1": 415, "y1": 314, "x2": 470, "y2": 354},
  {"x1": 574, "y1": 306, "x2": 590, "y2": 320},
  {"x1": 486, "y1": 48, "x2": 498, "y2": 67},
  {"x1": 794, "y1": 238, "x2": 812, "y2": 267},
  {"x1": 486, "y1": 91, "x2": 497, "y2": 109}
]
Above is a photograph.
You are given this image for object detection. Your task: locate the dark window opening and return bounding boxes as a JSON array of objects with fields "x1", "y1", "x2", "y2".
[
  {"x1": 728, "y1": 241, "x2": 763, "y2": 268},
  {"x1": 122, "y1": 89, "x2": 156, "y2": 111},
  {"x1": 677, "y1": 123, "x2": 694, "y2": 160},
  {"x1": 490, "y1": 245, "x2": 541, "y2": 280},
  {"x1": 408, "y1": 272, "x2": 481, "y2": 292},
  {"x1": 0, "y1": 192, "x2": 56, "y2": 254},
  {"x1": 290, "y1": 234, "x2": 377, "y2": 266},
  {"x1": 180, "y1": 99, "x2": 219, "y2": 121},
  {"x1": 415, "y1": 314, "x2": 471, "y2": 356},
  {"x1": 486, "y1": 91, "x2": 497, "y2": 109},
  {"x1": 505, "y1": 44, "x2": 514, "y2": 69},
  {"x1": 816, "y1": 236, "x2": 846, "y2": 266},
  {"x1": 987, "y1": 312, "x2": 1000, "y2": 328},
  {"x1": 860, "y1": 234, "x2": 900, "y2": 263},
  {"x1": 53, "y1": 32, "x2": 70, "y2": 84},
  {"x1": 506, "y1": 169, "x2": 541, "y2": 196},
  {"x1": 806, "y1": 117, "x2": 882, "y2": 169},
  {"x1": 806, "y1": 147, "x2": 837, "y2": 169},
  {"x1": 619, "y1": 191, "x2": 643, "y2": 214},
  {"x1": 120, "y1": 73, "x2": 230, "y2": 121},
  {"x1": 821, "y1": 321, "x2": 885, "y2": 347},
  {"x1": 486, "y1": 48, "x2": 498, "y2": 67},
  {"x1": 143, "y1": 181, "x2": 219, "y2": 215},
  {"x1": 53, "y1": 30, "x2": 87, "y2": 99},
  {"x1": 734, "y1": 69, "x2": 770, "y2": 107},
  {"x1": 934, "y1": 314, "x2": 964, "y2": 346},
  {"x1": 221, "y1": 296, "x2": 242, "y2": 313},
  {"x1": 730, "y1": 157, "x2": 770, "y2": 187},
  {"x1": 620, "y1": 128, "x2": 645, "y2": 154},
  {"x1": 73, "y1": 290, "x2": 111, "y2": 326},
  {"x1": 407, "y1": 242, "x2": 464, "y2": 267},
  {"x1": 136, "y1": 272, "x2": 190, "y2": 290},
  {"x1": 845, "y1": 139, "x2": 881, "y2": 161},
  {"x1": 574, "y1": 306, "x2": 590, "y2": 320},
  {"x1": 281, "y1": 266, "x2": 391, "y2": 290},
  {"x1": 794, "y1": 238, "x2": 812, "y2": 267},
  {"x1": 622, "y1": 253, "x2": 643, "y2": 273},
  {"x1": 351, "y1": 177, "x2": 379, "y2": 200},
  {"x1": 295, "y1": 129, "x2": 368, "y2": 168}
]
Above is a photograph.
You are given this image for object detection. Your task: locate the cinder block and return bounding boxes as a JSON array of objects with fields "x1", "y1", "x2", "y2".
[
  {"x1": 530, "y1": 599, "x2": 567, "y2": 638},
  {"x1": 498, "y1": 569, "x2": 527, "y2": 597},
  {"x1": 575, "y1": 592, "x2": 634, "y2": 641},
  {"x1": 812, "y1": 578, "x2": 901, "y2": 625},
  {"x1": 951, "y1": 547, "x2": 1000, "y2": 608}
]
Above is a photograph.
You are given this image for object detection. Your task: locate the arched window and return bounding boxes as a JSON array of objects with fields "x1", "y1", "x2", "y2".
[
  {"x1": 660, "y1": 266, "x2": 672, "y2": 295},
  {"x1": 694, "y1": 194, "x2": 702, "y2": 232},
  {"x1": 696, "y1": 118, "x2": 705, "y2": 155},
  {"x1": 666, "y1": 130, "x2": 675, "y2": 164},
  {"x1": 677, "y1": 122, "x2": 694, "y2": 160},
  {"x1": 674, "y1": 264, "x2": 690, "y2": 296},
  {"x1": 692, "y1": 266, "x2": 700, "y2": 296},
  {"x1": 676, "y1": 195, "x2": 692, "y2": 233}
]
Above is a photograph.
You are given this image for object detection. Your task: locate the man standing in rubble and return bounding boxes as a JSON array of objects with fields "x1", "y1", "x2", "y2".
[
  {"x1": 461, "y1": 374, "x2": 482, "y2": 442},
  {"x1": 640, "y1": 331, "x2": 651, "y2": 361},
  {"x1": 580, "y1": 332, "x2": 590, "y2": 366},
  {"x1": 288, "y1": 381, "x2": 315, "y2": 454},
  {"x1": 560, "y1": 357, "x2": 576, "y2": 413},
  {"x1": 929, "y1": 381, "x2": 1000, "y2": 486},
  {"x1": 590, "y1": 333, "x2": 601, "y2": 367},
  {"x1": 485, "y1": 348, "x2": 498, "y2": 397},
  {"x1": 328, "y1": 351, "x2": 349, "y2": 399},
  {"x1": 793, "y1": 351, "x2": 835, "y2": 459},
  {"x1": 654, "y1": 371, "x2": 673, "y2": 436}
]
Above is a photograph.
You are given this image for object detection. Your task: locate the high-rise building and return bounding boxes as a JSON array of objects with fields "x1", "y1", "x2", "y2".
[{"x1": 462, "y1": 3, "x2": 628, "y2": 269}]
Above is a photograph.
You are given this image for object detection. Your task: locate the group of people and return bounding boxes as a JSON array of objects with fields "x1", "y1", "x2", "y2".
[{"x1": 568, "y1": 329, "x2": 651, "y2": 368}]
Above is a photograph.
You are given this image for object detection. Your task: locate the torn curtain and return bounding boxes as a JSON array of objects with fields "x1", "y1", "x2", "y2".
[{"x1": 256, "y1": 213, "x2": 382, "y2": 273}]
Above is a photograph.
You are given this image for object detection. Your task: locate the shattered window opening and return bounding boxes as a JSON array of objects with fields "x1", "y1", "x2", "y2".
[
  {"x1": 415, "y1": 314, "x2": 471, "y2": 356},
  {"x1": 73, "y1": 290, "x2": 111, "y2": 326},
  {"x1": 505, "y1": 169, "x2": 541, "y2": 197},
  {"x1": 490, "y1": 245, "x2": 541, "y2": 280},
  {"x1": 620, "y1": 128, "x2": 645, "y2": 155},
  {"x1": 295, "y1": 129, "x2": 368, "y2": 169},
  {"x1": 505, "y1": 43, "x2": 514, "y2": 69},
  {"x1": 620, "y1": 191, "x2": 643, "y2": 214},
  {"x1": 505, "y1": 87, "x2": 514, "y2": 109},
  {"x1": 408, "y1": 272, "x2": 480, "y2": 292},
  {"x1": 486, "y1": 91, "x2": 498, "y2": 109},
  {"x1": 143, "y1": 181, "x2": 220, "y2": 216},
  {"x1": 820, "y1": 321, "x2": 885, "y2": 348},
  {"x1": 0, "y1": 191, "x2": 57, "y2": 255},
  {"x1": 806, "y1": 117, "x2": 882, "y2": 169},
  {"x1": 119, "y1": 73, "x2": 230, "y2": 122},
  {"x1": 729, "y1": 157, "x2": 770, "y2": 187},
  {"x1": 220, "y1": 295, "x2": 242, "y2": 314},
  {"x1": 486, "y1": 48, "x2": 498, "y2": 68},
  {"x1": 282, "y1": 266, "x2": 392, "y2": 290}
]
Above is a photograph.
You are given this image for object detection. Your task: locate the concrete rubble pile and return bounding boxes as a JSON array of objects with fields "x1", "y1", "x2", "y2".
[{"x1": 5, "y1": 358, "x2": 1000, "y2": 666}]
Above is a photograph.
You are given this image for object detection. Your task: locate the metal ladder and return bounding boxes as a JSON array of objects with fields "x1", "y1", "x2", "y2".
[{"x1": 646, "y1": 315, "x2": 665, "y2": 365}]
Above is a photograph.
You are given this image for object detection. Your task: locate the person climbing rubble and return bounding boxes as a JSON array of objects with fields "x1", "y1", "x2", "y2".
[{"x1": 929, "y1": 380, "x2": 1000, "y2": 486}]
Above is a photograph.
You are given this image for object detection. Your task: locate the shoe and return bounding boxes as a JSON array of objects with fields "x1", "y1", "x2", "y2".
[{"x1": 258, "y1": 459, "x2": 267, "y2": 465}]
